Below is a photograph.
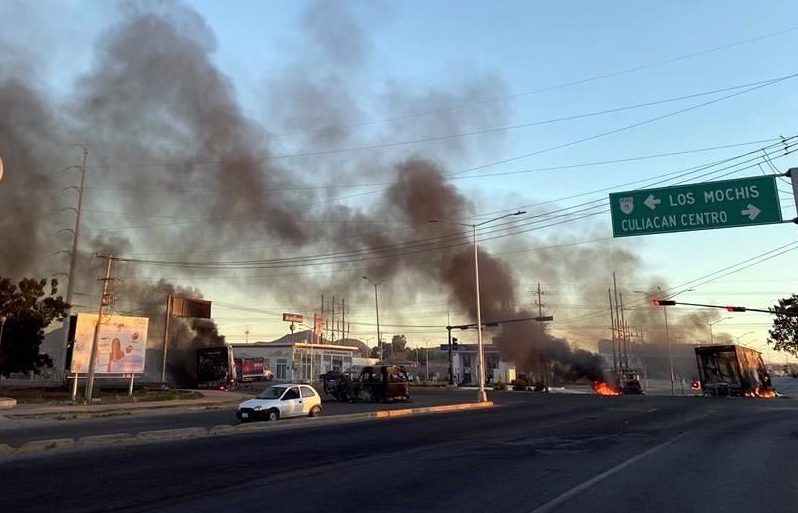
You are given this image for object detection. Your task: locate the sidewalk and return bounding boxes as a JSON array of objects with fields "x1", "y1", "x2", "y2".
[{"x1": 3, "y1": 389, "x2": 251, "y2": 418}]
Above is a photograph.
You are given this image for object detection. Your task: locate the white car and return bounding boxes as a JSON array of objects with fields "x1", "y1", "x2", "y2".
[{"x1": 237, "y1": 384, "x2": 322, "y2": 422}]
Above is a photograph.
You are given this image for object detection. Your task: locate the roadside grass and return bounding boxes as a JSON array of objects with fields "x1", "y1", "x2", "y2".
[{"x1": 1, "y1": 388, "x2": 204, "y2": 404}]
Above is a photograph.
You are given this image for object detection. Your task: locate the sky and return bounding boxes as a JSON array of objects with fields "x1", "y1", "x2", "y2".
[{"x1": 3, "y1": 0, "x2": 798, "y2": 363}]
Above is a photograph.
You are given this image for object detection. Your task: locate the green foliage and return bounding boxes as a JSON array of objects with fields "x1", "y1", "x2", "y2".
[
  {"x1": 0, "y1": 276, "x2": 70, "y2": 377},
  {"x1": 391, "y1": 334, "x2": 407, "y2": 353},
  {"x1": 768, "y1": 294, "x2": 798, "y2": 357}
]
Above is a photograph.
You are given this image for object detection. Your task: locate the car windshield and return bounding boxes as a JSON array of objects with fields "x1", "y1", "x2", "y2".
[{"x1": 257, "y1": 386, "x2": 287, "y2": 399}]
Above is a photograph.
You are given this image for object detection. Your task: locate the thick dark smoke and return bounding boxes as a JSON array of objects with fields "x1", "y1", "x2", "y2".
[{"x1": 0, "y1": 1, "x2": 716, "y2": 385}]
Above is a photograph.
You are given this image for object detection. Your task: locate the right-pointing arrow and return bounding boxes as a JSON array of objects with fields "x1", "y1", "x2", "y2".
[{"x1": 741, "y1": 204, "x2": 761, "y2": 220}]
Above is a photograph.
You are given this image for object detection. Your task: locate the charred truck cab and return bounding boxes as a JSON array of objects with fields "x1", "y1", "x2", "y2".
[
  {"x1": 695, "y1": 344, "x2": 774, "y2": 397},
  {"x1": 322, "y1": 365, "x2": 410, "y2": 403}
]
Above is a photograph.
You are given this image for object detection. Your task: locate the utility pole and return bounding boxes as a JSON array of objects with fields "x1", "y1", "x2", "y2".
[
  {"x1": 85, "y1": 254, "x2": 113, "y2": 402},
  {"x1": 619, "y1": 291, "x2": 629, "y2": 369},
  {"x1": 331, "y1": 295, "x2": 336, "y2": 342},
  {"x1": 0, "y1": 315, "x2": 7, "y2": 390},
  {"x1": 320, "y1": 294, "x2": 325, "y2": 343},
  {"x1": 535, "y1": 282, "x2": 545, "y2": 319},
  {"x1": 363, "y1": 277, "x2": 383, "y2": 362},
  {"x1": 612, "y1": 273, "x2": 624, "y2": 370},
  {"x1": 160, "y1": 293, "x2": 173, "y2": 384},
  {"x1": 61, "y1": 146, "x2": 89, "y2": 380},
  {"x1": 341, "y1": 298, "x2": 346, "y2": 341},
  {"x1": 608, "y1": 289, "x2": 618, "y2": 372}
]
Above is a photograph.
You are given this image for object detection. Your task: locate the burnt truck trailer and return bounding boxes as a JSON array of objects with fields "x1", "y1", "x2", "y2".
[
  {"x1": 196, "y1": 347, "x2": 272, "y2": 389},
  {"x1": 694, "y1": 344, "x2": 774, "y2": 397}
]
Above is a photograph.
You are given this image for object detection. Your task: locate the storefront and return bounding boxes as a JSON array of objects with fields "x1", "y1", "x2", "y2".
[
  {"x1": 230, "y1": 342, "x2": 357, "y2": 382},
  {"x1": 451, "y1": 344, "x2": 515, "y2": 385}
]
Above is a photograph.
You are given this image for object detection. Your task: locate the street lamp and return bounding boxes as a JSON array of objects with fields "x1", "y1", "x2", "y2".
[
  {"x1": 708, "y1": 317, "x2": 731, "y2": 345},
  {"x1": 735, "y1": 332, "x2": 753, "y2": 345},
  {"x1": 430, "y1": 210, "x2": 526, "y2": 403},
  {"x1": 362, "y1": 276, "x2": 384, "y2": 362}
]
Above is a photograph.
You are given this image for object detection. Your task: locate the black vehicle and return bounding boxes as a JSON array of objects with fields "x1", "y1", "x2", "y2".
[{"x1": 321, "y1": 365, "x2": 410, "y2": 403}]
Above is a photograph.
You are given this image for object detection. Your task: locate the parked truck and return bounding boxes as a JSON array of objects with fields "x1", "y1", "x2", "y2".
[
  {"x1": 197, "y1": 347, "x2": 273, "y2": 389},
  {"x1": 694, "y1": 344, "x2": 774, "y2": 397}
]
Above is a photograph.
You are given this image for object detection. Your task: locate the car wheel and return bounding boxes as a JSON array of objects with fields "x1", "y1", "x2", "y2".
[
  {"x1": 267, "y1": 409, "x2": 280, "y2": 421},
  {"x1": 309, "y1": 405, "x2": 322, "y2": 417}
]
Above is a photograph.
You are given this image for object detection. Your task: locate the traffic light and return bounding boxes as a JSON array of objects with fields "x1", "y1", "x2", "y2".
[
  {"x1": 726, "y1": 306, "x2": 747, "y2": 312},
  {"x1": 653, "y1": 300, "x2": 676, "y2": 306}
]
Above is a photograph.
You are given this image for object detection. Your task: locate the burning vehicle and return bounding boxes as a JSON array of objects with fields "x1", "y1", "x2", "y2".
[
  {"x1": 592, "y1": 370, "x2": 644, "y2": 396},
  {"x1": 694, "y1": 344, "x2": 775, "y2": 397},
  {"x1": 321, "y1": 365, "x2": 410, "y2": 403}
]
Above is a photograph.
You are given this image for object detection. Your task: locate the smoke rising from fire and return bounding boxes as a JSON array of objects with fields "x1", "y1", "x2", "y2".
[{"x1": 0, "y1": 1, "x2": 729, "y2": 382}]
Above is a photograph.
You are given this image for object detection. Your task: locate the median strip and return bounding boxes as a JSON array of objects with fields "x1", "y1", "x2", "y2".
[{"x1": 0, "y1": 401, "x2": 496, "y2": 458}]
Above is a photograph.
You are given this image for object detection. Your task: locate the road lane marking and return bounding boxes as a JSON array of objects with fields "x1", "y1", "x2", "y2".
[{"x1": 528, "y1": 429, "x2": 693, "y2": 513}]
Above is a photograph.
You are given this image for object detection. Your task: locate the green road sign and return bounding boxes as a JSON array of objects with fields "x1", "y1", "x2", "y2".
[{"x1": 609, "y1": 175, "x2": 783, "y2": 237}]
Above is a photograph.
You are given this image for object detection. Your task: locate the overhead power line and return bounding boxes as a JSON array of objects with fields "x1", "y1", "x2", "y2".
[{"x1": 108, "y1": 138, "x2": 798, "y2": 269}]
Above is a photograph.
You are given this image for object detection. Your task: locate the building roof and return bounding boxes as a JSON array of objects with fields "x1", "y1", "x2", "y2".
[{"x1": 230, "y1": 341, "x2": 357, "y2": 352}]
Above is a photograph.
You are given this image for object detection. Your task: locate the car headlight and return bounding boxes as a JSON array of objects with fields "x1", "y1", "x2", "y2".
[{"x1": 253, "y1": 405, "x2": 265, "y2": 411}]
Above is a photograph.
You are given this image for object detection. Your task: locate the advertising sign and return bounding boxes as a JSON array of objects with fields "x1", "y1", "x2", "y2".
[
  {"x1": 70, "y1": 314, "x2": 149, "y2": 374},
  {"x1": 283, "y1": 313, "x2": 303, "y2": 323}
]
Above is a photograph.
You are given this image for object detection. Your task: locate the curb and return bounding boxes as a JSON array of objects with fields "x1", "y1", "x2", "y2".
[
  {"x1": 0, "y1": 401, "x2": 496, "y2": 458},
  {"x1": 135, "y1": 427, "x2": 207, "y2": 441},
  {"x1": 77, "y1": 433, "x2": 134, "y2": 447},
  {"x1": 0, "y1": 397, "x2": 17, "y2": 409},
  {"x1": 18, "y1": 438, "x2": 75, "y2": 453}
]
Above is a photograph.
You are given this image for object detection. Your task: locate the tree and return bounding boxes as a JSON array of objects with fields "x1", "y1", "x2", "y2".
[
  {"x1": 391, "y1": 334, "x2": 407, "y2": 353},
  {"x1": 0, "y1": 276, "x2": 69, "y2": 377},
  {"x1": 768, "y1": 294, "x2": 798, "y2": 356}
]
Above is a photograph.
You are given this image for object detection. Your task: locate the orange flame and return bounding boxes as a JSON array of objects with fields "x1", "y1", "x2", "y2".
[
  {"x1": 748, "y1": 387, "x2": 776, "y2": 398},
  {"x1": 593, "y1": 381, "x2": 621, "y2": 396}
]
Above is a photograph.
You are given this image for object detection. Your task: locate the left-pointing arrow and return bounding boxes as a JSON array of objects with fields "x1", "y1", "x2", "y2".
[
  {"x1": 740, "y1": 204, "x2": 761, "y2": 220},
  {"x1": 644, "y1": 194, "x2": 661, "y2": 210}
]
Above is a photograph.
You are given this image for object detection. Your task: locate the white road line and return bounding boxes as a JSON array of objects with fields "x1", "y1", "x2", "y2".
[{"x1": 528, "y1": 430, "x2": 693, "y2": 513}]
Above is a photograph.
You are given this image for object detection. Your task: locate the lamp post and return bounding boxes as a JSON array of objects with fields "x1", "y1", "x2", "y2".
[
  {"x1": 61, "y1": 148, "x2": 89, "y2": 381},
  {"x1": 708, "y1": 317, "x2": 732, "y2": 344},
  {"x1": 735, "y1": 332, "x2": 754, "y2": 345},
  {"x1": 362, "y1": 276, "x2": 384, "y2": 362},
  {"x1": 430, "y1": 210, "x2": 526, "y2": 403}
]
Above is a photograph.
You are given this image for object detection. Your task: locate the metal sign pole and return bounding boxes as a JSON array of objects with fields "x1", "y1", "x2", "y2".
[
  {"x1": 71, "y1": 373, "x2": 79, "y2": 402},
  {"x1": 128, "y1": 374, "x2": 134, "y2": 396}
]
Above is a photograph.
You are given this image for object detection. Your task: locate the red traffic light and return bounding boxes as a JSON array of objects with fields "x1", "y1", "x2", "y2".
[
  {"x1": 726, "y1": 306, "x2": 747, "y2": 312},
  {"x1": 653, "y1": 300, "x2": 676, "y2": 306}
]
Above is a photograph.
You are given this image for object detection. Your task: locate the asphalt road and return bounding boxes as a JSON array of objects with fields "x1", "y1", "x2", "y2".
[
  {"x1": 0, "y1": 388, "x2": 499, "y2": 448},
  {"x1": 2, "y1": 392, "x2": 797, "y2": 513}
]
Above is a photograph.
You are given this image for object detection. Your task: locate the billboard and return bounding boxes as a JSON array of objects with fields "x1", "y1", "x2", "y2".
[
  {"x1": 171, "y1": 296, "x2": 212, "y2": 318},
  {"x1": 70, "y1": 314, "x2": 149, "y2": 374}
]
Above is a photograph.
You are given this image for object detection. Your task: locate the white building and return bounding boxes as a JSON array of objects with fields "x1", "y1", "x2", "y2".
[
  {"x1": 451, "y1": 344, "x2": 516, "y2": 385},
  {"x1": 231, "y1": 341, "x2": 358, "y2": 382}
]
